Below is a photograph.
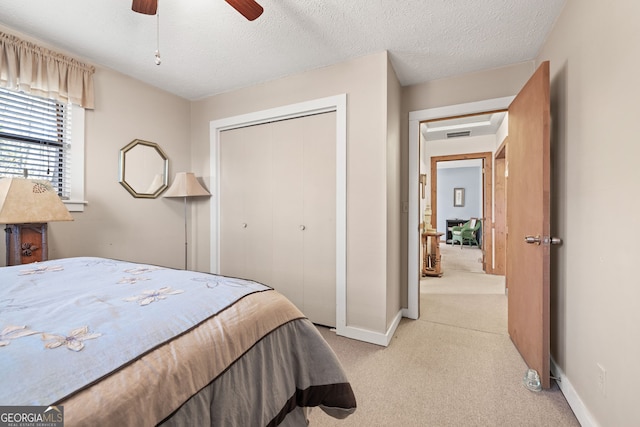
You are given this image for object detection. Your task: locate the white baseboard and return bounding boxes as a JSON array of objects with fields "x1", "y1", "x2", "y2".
[
  {"x1": 337, "y1": 310, "x2": 402, "y2": 347},
  {"x1": 550, "y1": 356, "x2": 600, "y2": 427}
]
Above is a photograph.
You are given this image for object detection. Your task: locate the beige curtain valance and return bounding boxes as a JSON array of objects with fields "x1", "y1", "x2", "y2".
[{"x1": 0, "y1": 31, "x2": 95, "y2": 109}]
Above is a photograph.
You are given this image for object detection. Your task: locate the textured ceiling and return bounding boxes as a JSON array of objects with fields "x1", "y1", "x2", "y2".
[{"x1": 0, "y1": 0, "x2": 566, "y2": 101}]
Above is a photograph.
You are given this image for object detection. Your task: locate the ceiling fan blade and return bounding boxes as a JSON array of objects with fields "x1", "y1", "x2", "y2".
[
  {"x1": 224, "y1": 0, "x2": 264, "y2": 21},
  {"x1": 132, "y1": 0, "x2": 158, "y2": 15}
]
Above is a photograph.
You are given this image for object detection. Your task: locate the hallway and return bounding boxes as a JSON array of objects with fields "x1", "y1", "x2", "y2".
[
  {"x1": 421, "y1": 243, "x2": 505, "y2": 295},
  {"x1": 309, "y1": 241, "x2": 577, "y2": 426},
  {"x1": 310, "y1": 250, "x2": 577, "y2": 426}
]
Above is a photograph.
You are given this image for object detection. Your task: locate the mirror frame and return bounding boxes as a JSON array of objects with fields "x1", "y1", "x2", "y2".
[{"x1": 119, "y1": 139, "x2": 169, "y2": 198}]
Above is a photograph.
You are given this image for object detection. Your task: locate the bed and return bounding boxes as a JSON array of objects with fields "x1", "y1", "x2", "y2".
[{"x1": 0, "y1": 257, "x2": 356, "y2": 426}]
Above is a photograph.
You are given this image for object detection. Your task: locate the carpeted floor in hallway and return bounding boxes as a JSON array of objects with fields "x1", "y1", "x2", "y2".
[{"x1": 308, "y1": 244, "x2": 578, "y2": 426}]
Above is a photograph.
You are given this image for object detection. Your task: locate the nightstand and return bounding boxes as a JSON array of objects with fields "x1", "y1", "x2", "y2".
[{"x1": 5, "y1": 223, "x2": 48, "y2": 266}]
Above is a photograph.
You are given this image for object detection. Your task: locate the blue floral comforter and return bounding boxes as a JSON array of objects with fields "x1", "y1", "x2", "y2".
[{"x1": 0, "y1": 257, "x2": 269, "y2": 405}]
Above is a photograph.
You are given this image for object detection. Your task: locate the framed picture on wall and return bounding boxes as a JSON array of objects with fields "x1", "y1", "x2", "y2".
[{"x1": 453, "y1": 188, "x2": 465, "y2": 207}]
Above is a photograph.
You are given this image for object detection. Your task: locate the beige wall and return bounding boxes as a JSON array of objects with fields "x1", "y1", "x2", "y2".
[
  {"x1": 402, "y1": 62, "x2": 535, "y2": 113},
  {"x1": 191, "y1": 52, "x2": 396, "y2": 335},
  {"x1": 0, "y1": 27, "x2": 191, "y2": 269},
  {"x1": 49, "y1": 67, "x2": 191, "y2": 268},
  {"x1": 537, "y1": 0, "x2": 640, "y2": 425},
  {"x1": 386, "y1": 58, "x2": 403, "y2": 329}
]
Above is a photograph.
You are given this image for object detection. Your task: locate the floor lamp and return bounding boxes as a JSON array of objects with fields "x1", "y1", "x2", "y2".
[{"x1": 163, "y1": 172, "x2": 210, "y2": 270}]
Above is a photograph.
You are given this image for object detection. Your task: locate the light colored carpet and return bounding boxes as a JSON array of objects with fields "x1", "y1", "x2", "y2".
[
  {"x1": 439, "y1": 242, "x2": 485, "y2": 273},
  {"x1": 307, "y1": 253, "x2": 578, "y2": 426},
  {"x1": 422, "y1": 269, "x2": 505, "y2": 295},
  {"x1": 422, "y1": 243, "x2": 505, "y2": 295}
]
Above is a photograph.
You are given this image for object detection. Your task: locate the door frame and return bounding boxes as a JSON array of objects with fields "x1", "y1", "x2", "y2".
[
  {"x1": 430, "y1": 152, "x2": 493, "y2": 273},
  {"x1": 493, "y1": 139, "x2": 507, "y2": 276},
  {"x1": 406, "y1": 96, "x2": 514, "y2": 319},
  {"x1": 209, "y1": 94, "x2": 349, "y2": 336}
]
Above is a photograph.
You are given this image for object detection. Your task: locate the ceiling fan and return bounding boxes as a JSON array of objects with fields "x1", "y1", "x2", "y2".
[{"x1": 131, "y1": 0, "x2": 263, "y2": 21}]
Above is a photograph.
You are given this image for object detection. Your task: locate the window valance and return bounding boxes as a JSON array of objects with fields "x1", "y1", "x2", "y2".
[{"x1": 0, "y1": 31, "x2": 95, "y2": 109}]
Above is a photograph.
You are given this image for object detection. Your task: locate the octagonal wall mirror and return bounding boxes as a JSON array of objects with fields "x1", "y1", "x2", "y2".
[{"x1": 119, "y1": 139, "x2": 169, "y2": 198}]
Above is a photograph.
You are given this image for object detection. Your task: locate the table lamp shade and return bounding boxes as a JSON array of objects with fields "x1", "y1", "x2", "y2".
[
  {"x1": 0, "y1": 178, "x2": 73, "y2": 223},
  {"x1": 163, "y1": 172, "x2": 210, "y2": 198}
]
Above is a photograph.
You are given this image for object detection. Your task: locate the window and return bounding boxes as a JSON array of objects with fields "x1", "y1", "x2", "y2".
[{"x1": 0, "y1": 87, "x2": 85, "y2": 211}]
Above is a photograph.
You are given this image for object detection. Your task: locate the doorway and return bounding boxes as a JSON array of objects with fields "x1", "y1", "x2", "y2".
[
  {"x1": 409, "y1": 63, "x2": 552, "y2": 389},
  {"x1": 429, "y1": 151, "x2": 494, "y2": 274},
  {"x1": 406, "y1": 96, "x2": 514, "y2": 319}
]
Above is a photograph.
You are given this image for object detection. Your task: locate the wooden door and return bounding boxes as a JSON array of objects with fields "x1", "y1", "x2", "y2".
[{"x1": 507, "y1": 61, "x2": 551, "y2": 388}]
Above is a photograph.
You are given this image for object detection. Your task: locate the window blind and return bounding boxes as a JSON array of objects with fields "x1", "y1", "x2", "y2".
[{"x1": 0, "y1": 87, "x2": 72, "y2": 199}]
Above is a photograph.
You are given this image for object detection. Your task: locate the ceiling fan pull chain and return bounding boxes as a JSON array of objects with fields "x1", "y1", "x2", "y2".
[{"x1": 154, "y1": 4, "x2": 161, "y2": 65}]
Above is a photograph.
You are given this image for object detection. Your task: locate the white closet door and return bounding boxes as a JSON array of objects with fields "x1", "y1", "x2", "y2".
[
  {"x1": 219, "y1": 125, "x2": 273, "y2": 283},
  {"x1": 271, "y1": 118, "x2": 304, "y2": 309},
  {"x1": 219, "y1": 128, "x2": 246, "y2": 278},
  {"x1": 219, "y1": 112, "x2": 336, "y2": 326},
  {"x1": 301, "y1": 112, "x2": 336, "y2": 327},
  {"x1": 243, "y1": 125, "x2": 273, "y2": 284}
]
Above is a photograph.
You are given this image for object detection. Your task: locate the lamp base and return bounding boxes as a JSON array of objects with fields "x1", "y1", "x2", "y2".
[{"x1": 5, "y1": 223, "x2": 48, "y2": 266}]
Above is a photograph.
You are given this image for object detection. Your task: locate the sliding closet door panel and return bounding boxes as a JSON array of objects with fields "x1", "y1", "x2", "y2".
[
  {"x1": 219, "y1": 125, "x2": 273, "y2": 283},
  {"x1": 219, "y1": 112, "x2": 336, "y2": 327},
  {"x1": 219, "y1": 128, "x2": 247, "y2": 278},
  {"x1": 302, "y1": 112, "x2": 337, "y2": 327},
  {"x1": 242, "y1": 125, "x2": 273, "y2": 284},
  {"x1": 270, "y1": 118, "x2": 304, "y2": 308}
]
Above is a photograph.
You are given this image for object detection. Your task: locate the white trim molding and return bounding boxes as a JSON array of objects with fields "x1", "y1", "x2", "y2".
[
  {"x1": 209, "y1": 94, "x2": 351, "y2": 340},
  {"x1": 339, "y1": 310, "x2": 403, "y2": 347},
  {"x1": 64, "y1": 104, "x2": 87, "y2": 212},
  {"x1": 551, "y1": 357, "x2": 600, "y2": 427}
]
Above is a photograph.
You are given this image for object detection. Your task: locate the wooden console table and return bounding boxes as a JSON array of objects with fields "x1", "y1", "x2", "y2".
[{"x1": 422, "y1": 231, "x2": 444, "y2": 277}]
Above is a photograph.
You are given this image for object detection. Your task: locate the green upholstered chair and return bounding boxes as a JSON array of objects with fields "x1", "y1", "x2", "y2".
[{"x1": 451, "y1": 218, "x2": 481, "y2": 248}]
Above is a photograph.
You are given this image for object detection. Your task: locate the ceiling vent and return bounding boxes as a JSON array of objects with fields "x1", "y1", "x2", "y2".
[{"x1": 446, "y1": 130, "x2": 471, "y2": 138}]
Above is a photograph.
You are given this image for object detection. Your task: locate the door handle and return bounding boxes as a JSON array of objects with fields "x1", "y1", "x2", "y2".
[
  {"x1": 525, "y1": 235, "x2": 563, "y2": 245},
  {"x1": 242, "y1": 223, "x2": 248, "y2": 229},
  {"x1": 299, "y1": 225, "x2": 306, "y2": 231}
]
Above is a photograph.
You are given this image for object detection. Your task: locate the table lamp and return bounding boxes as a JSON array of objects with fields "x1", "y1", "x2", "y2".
[{"x1": 0, "y1": 178, "x2": 73, "y2": 265}]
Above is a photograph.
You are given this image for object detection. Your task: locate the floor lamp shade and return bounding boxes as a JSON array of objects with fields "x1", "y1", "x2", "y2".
[
  {"x1": 163, "y1": 172, "x2": 210, "y2": 198},
  {"x1": 163, "y1": 173, "x2": 211, "y2": 269}
]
